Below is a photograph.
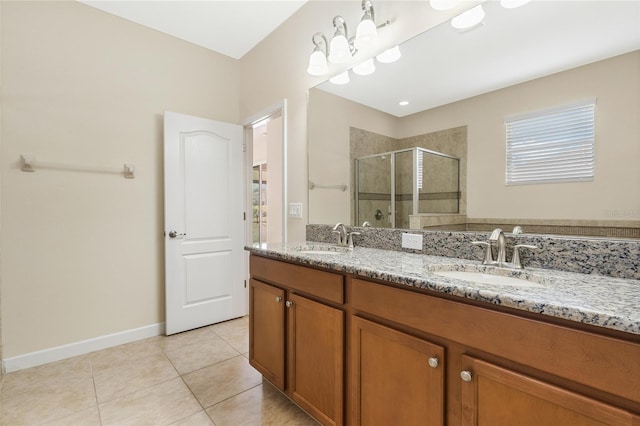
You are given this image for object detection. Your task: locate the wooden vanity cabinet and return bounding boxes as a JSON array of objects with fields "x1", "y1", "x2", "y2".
[
  {"x1": 249, "y1": 255, "x2": 345, "y2": 426},
  {"x1": 351, "y1": 316, "x2": 445, "y2": 425},
  {"x1": 250, "y1": 254, "x2": 640, "y2": 425},
  {"x1": 249, "y1": 278, "x2": 286, "y2": 389},
  {"x1": 460, "y1": 355, "x2": 638, "y2": 426},
  {"x1": 350, "y1": 277, "x2": 640, "y2": 425}
]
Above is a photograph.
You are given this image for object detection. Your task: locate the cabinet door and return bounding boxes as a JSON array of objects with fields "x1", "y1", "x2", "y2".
[
  {"x1": 287, "y1": 293, "x2": 344, "y2": 426},
  {"x1": 249, "y1": 278, "x2": 285, "y2": 390},
  {"x1": 460, "y1": 355, "x2": 639, "y2": 426},
  {"x1": 352, "y1": 316, "x2": 445, "y2": 426}
]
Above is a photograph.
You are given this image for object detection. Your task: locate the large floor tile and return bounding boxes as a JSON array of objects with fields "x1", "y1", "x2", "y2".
[
  {"x1": 183, "y1": 355, "x2": 262, "y2": 408},
  {"x1": 168, "y1": 410, "x2": 215, "y2": 426},
  {"x1": 92, "y1": 351, "x2": 179, "y2": 403},
  {"x1": 153, "y1": 326, "x2": 218, "y2": 352},
  {"x1": 1, "y1": 356, "x2": 97, "y2": 425},
  {"x1": 42, "y1": 406, "x2": 101, "y2": 426},
  {"x1": 2, "y1": 355, "x2": 92, "y2": 395},
  {"x1": 99, "y1": 377, "x2": 202, "y2": 426},
  {"x1": 89, "y1": 336, "x2": 165, "y2": 371},
  {"x1": 164, "y1": 334, "x2": 240, "y2": 375},
  {"x1": 210, "y1": 316, "x2": 249, "y2": 354},
  {"x1": 206, "y1": 382, "x2": 319, "y2": 426}
]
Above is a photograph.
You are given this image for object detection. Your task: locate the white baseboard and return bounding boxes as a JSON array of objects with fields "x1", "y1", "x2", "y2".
[{"x1": 3, "y1": 322, "x2": 165, "y2": 373}]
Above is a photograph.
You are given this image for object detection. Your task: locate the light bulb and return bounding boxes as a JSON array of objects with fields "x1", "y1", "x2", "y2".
[
  {"x1": 355, "y1": 18, "x2": 377, "y2": 49},
  {"x1": 353, "y1": 58, "x2": 376, "y2": 76},
  {"x1": 328, "y1": 34, "x2": 351, "y2": 64},
  {"x1": 376, "y1": 46, "x2": 401, "y2": 64},
  {"x1": 329, "y1": 71, "x2": 350, "y2": 85},
  {"x1": 451, "y1": 4, "x2": 485, "y2": 30},
  {"x1": 307, "y1": 50, "x2": 328, "y2": 76}
]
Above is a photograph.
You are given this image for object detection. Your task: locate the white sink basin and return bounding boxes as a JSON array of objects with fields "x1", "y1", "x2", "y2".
[{"x1": 428, "y1": 264, "x2": 546, "y2": 288}]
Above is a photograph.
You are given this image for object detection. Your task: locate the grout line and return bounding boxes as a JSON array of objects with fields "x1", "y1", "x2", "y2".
[{"x1": 88, "y1": 359, "x2": 104, "y2": 426}]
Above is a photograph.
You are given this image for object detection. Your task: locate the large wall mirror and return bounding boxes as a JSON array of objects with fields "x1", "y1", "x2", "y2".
[{"x1": 308, "y1": 1, "x2": 640, "y2": 238}]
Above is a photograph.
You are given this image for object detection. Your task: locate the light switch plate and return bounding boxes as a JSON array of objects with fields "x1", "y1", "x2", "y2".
[
  {"x1": 288, "y1": 203, "x2": 303, "y2": 219},
  {"x1": 401, "y1": 233, "x2": 423, "y2": 250}
]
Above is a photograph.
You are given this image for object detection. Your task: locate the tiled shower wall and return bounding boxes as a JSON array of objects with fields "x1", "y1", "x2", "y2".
[{"x1": 350, "y1": 126, "x2": 467, "y2": 228}]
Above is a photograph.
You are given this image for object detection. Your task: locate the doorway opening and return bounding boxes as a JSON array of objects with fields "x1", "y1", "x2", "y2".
[{"x1": 243, "y1": 101, "x2": 287, "y2": 246}]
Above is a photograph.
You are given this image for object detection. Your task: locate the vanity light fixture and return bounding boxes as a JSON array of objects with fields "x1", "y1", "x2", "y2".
[
  {"x1": 307, "y1": 33, "x2": 329, "y2": 76},
  {"x1": 306, "y1": 0, "x2": 392, "y2": 77},
  {"x1": 329, "y1": 71, "x2": 350, "y2": 85},
  {"x1": 376, "y1": 45, "x2": 401, "y2": 64},
  {"x1": 451, "y1": 4, "x2": 485, "y2": 30},
  {"x1": 328, "y1": 16, "x2": 353, "y2": 64},
  {"x1": 353, "y1": 58, "x2": 376, "y2": 76},
  {"x1": 354, "y1": 0, "x2": 377, "y2": 49}
]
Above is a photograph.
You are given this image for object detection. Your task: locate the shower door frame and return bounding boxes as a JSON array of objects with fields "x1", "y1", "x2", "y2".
[{"x1": 355, "y1": 147, "x2": 460, "y2": 229}]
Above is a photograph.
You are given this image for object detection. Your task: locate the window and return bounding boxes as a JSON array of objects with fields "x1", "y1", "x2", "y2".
[{"x1": 505, "y1": 99, "x2": 595, "y2": 185}]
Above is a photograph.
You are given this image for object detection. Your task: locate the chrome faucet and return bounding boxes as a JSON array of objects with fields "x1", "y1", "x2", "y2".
[
  {"x1": 490, "y1": 228, "x2": 507, "y2": 266},
  {"x1": 332, "y1": 223, "x2": 348, "y2": 246},
  {"x1": 472, "y1": 227, "x2": 538, "y2": 269}
]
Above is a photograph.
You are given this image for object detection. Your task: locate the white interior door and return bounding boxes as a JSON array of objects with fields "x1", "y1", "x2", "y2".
[{"x1": 164, "y1": 111, "x2": 246, "y2": 335}]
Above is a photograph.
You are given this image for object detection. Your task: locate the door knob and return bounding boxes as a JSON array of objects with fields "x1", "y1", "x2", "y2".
[{"x1": 168, "y1": 231, "x2": 186, "y2": 239}]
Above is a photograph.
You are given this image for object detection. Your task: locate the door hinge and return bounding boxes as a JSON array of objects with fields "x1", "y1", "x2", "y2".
[
  {"x1": 244, "y1": 279, "x2": 247, "y2": 288},
  {"x1": 243, "y1": 212, "x2": 246, "y2": 221}
]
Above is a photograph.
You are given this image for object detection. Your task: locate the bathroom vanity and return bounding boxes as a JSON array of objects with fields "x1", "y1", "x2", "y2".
[{"x1": 247, "y1": 244, "x2": 640, "y2": 426}]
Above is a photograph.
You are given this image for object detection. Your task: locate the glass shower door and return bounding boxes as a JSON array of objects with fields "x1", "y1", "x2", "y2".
[{"x1": 356, "y1": 154, "x2": 392, "y2": 228}]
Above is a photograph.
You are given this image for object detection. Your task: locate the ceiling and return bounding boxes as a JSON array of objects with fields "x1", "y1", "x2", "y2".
[
  {"x1": 317, "y1": 1, "x2": 640, "y2": 117},
  {"x1": 78, "y1": 0, "x2": 308, "y2": 59}
]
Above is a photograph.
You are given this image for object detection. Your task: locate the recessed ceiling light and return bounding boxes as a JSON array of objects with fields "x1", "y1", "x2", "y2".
[{"x1": 399, "y1": 101, "x2": 410, "y2": 106}]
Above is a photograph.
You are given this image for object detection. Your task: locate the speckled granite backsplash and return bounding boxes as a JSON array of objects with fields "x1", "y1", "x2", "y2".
[{"x1": 306, "y1": 224, "x2": 640, "y2": 280}]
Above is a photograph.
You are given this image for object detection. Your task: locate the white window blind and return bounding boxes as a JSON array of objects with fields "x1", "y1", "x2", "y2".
[{"x1": 505, "y1": 99, "x2": 595, "y2": 185}]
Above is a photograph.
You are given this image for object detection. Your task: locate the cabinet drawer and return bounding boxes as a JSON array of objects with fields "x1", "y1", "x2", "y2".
[
  {"x1": 250, "y1": 255, "x2": 344, "y2": 304},
  {"x1": 351, "y1": 278, "x2": 640, "y2": 404}
]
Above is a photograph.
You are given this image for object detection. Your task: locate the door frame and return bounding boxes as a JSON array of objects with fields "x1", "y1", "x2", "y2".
[{"x1": 242, "y1": 99, "x2": 288, "y2": 245}]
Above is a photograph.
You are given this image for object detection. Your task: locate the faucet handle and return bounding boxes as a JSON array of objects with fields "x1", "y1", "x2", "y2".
[
  {"x1": 510, "y1": 244, "x2": 538, "y2": 269},
  {"x1": 347, "y1": 231, "x2": 361, "y2": 249},
  {"x1": 472, "y1": 241, "x2": 494, "y2": 265}
]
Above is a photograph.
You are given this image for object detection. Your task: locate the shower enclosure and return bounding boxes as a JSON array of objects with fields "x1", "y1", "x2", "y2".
[{"x1": 355, "y1": 147, "x2": 460, "y2": 228}]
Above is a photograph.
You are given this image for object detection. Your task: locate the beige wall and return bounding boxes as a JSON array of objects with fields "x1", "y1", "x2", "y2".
[
  {"x1": 308, "y1": 88, "x2": 398, "y2": 224},
  {"x1": 240, "y1": 1, "x2": 476, "y2": 239},
  {"x1": 400, "y1": 51, "x2": 640, "y2": 221},
  {"x1": 1, "y1": 1, "x2": 239, "y2": 358}
]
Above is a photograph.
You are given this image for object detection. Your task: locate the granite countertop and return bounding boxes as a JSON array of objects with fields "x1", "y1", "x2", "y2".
[{"x1": 247, "y1": 242, "x2": 640, "y2": 336}]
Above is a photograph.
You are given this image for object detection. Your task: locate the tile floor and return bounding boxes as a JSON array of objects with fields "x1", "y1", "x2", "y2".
[{"x1": 0, "y1": 317, "x2": 318, "y2": 425}]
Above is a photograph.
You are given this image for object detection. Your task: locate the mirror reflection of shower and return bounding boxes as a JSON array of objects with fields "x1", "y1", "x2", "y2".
[{"x1": 355, "y1": 147, "x2": 460, "y2": 228}]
